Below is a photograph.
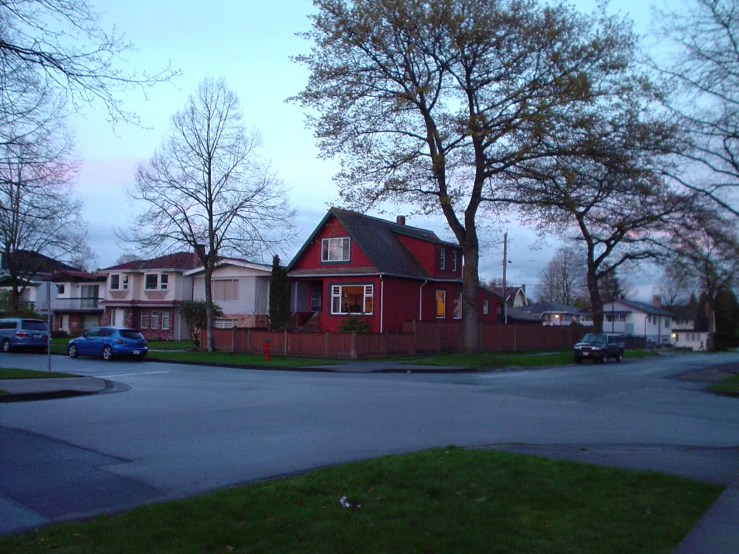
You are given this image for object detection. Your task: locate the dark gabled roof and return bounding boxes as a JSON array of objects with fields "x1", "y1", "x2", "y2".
[
  {"x1": 102, "y1": 252, "x2": 200, "y2": 272},
  {"x1": 507, "y1": 307, "x2": 542, "y2": 322},
  {"x1": 521, "y1": 301, "x2": 582, "y2": 315},
  {"x1": 615, "y1": 299, "x2": 673, "y2": 317},
  {"x1": 43, "y1": 270, "x2": 107, "y2": 283},
  {"x1": 664, "y1": 304, "x2": 698, "y2": 321},
  {"x1": 0, "y1": 250, "x2": 79, "y2": 274},
  {"x1": 288, "y1": 208, "x2": 459, "y2": 280}
]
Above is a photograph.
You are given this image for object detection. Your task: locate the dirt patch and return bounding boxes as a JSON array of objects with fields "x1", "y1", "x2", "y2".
[{"x1": 673, "y1": 361, "x2": 739, "y2": 383}]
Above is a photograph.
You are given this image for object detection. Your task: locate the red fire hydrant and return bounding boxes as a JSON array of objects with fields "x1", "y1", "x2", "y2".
[{"x1": 262, "y1": 339, "x2": 271, "y2": 362}]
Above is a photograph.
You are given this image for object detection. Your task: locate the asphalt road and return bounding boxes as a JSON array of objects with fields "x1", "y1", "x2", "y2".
[{"x1": 1, "y1": 351, "x2": 738, "y2": 534}]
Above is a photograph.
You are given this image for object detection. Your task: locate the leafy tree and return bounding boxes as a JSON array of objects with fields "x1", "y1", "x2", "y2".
[
  {"x1": 667, "y1": 202, "x2": 739, "y2": 350},
  {"x1": 127, "y1": 77, "x2": 296, "y2": 351},
  {"x1": 178, "y1": 300, "x2": 223, "y2": 350},
  {"x1": 536, "y1": 246, "x2": 587, "y2": 306},
  {"x1": 269, "y1": 255, "x2": 290, "y2": 330},
  {"x1": 292, "y1": 0, "x2": 643, "y2": 352},
  {"x1": 654, "y1": 0, "x2": 739, "y2": 217},
  {"x1": 714, "y1": 288, "x2": 739, "y2": 350}
]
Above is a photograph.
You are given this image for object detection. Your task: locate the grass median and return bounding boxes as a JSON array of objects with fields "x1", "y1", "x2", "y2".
[
  {"x1": 708, "y1": 374, "x2": 739, "y2": 395},
  {"x1": 0, "y1": 447, "x2": 721, "y2": 554}
]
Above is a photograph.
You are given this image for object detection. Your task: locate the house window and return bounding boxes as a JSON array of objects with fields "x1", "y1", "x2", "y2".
[
  {"x1": 453, "y1": 291, "x2": 462, "y2": 319},
  {"x1": 160, "y1": 274, "x2": 169, "y2": 290},
  {"x1": 161, "y1": 311, "x2": 171, "y2": 330},
  {"x1": 665, "y1": 318, "x2": 670, "y2": 328},
  {"x1": 215, "y1": 318, "x2": 238, "y2": 328},
  {"x1": 321, "y1": 237, "x2": 350, "y2": 262},
  {"x1": 141, "y1": 311, "x2": 149, "y2": 329},
  {"x1": 213, "y1": 279, "x2": 238, "y2": 301},
  {"x1": 122, "y1": 275, "x2": 128, "y2": 289},
  {"x1": 56, "y1": 284, "x2": 65, "y2": 294},
  {"x1": 145, "y1": 274, "x2": 158, "y2": 290},
  {"x1": 452, "y1": 251, "x2": 458, "y2": 272},
  {"x1": 110, "y1": 274, "x2": 120, "y2": 290},
  {"x1": 330, "y1": 284, "x2": 373, "y2": 315},
  {"x1": 151, "y1": 310, "x2": 160, "y2": 330},
  {"x1": 439, "y1": 248, "x2": 446, "y2": 270},
  {"x1": 435, "y1": 290, "x2": 446, "y2": 318},
  {"x1": 483, "y1": 298, "x2": 490, "y2": 315}
]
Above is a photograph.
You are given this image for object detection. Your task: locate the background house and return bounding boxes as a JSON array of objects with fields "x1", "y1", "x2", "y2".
[
  {"x1": 488, "y1": 283, "x2": 529, "y2": 308},
  {"x1": 100, "y1": 252, "x2": 200, "y2": 340},
  {"x1": 581, "y1": 297, "x2": 673, "y2": 344},
  {"x1": 666, "y1": 301, "x2": 710, "y2": 351},
  {"x1": 519, "y1": 301, "x2": 584, "y2": 326},
  {"x1": 287, "y1": 208, "x2": 504, "y2": 333},
  {"x1": 45, "y1": 270, "x2": 106, "y2": 335},
  {"x1": 185, "y1": 258, "x2": 272, "y2": 329}
]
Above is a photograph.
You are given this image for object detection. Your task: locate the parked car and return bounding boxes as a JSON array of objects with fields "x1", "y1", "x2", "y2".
[
  {"x1": 67, "y1": 327, "x2": 148, "y2": 361},
  {"x1": 0, "y1": 317, "x2": 50, "y2": 353},
  {"x1": 573, "y1": 333, "x2": 625, "y2": 363}
]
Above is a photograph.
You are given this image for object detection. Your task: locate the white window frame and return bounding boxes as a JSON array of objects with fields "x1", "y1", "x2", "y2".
[
  {"x1": 321, "y1": 237, "x2": 351, "y2": 262},
  {"x1": 453, "y1": 291, "x2": 462, "y2": 319},
  {"x1": 151, "y1": 310, "x2": 160, "y2": 330},
  {"x1": 439, "y1": 248, "x2": 446, "y2": 270},
  {"x1": 145, "y1": 274, "x2": 159, "y2": 290},
  {"x1": 213, "y1": 279, "x2": 239, "y2": 301},
  {"x1": 161, "y1": 311, "x2": 171, "y2": 330},
  {"x1": 330, "y1": 284, "x2": 374, "y2": 315},
  {"x1": 140, "y1": 311, "x2": 150, "y2": 329},
  {"x1": 452, "y1": 251, "x2": 458, "y2": 272},
  {"x1": 483, "y1": 298, "x2": 490, "y2": 315},
  {"x1": 435, "y1": 289, "x2": 446, "y2": 318},
  {"x1": 110, "y1": 274, "x2": 120, "y2": 290},
  {"x1": 160, "y1": 274, "x2": 169, "y2": 290},
  {"x1": 56, "y1": 284, "x2": 65, "y2": 295}
]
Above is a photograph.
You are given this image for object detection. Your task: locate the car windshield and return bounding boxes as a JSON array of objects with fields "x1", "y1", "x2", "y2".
[
  {"x1": 119, "y1": 329, "x2": 144, "y2": 340},
  {"x1": 22, "y1": 320, "x2": 48, "y2": 331},
  {"x1": 580, "y1": 334, "x2": 606, "y2": 344}
]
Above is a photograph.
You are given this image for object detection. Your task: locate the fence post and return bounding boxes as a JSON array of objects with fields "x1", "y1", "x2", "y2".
[
  {"x1": 284, "y1": 329, "x2": 288, "y2": 355},
  {"x1": 385, "y1": 331, "x2": 389, "y2": 356},
  {"x1": 231, "y1": 326, "x2": 236, "y2": 353},
  {"x1": 247, "y1": 328, "x2": 251, "y2": 353},
  {"x1": 437, "y1": 321, "x2": 441, "y2": 354},
  {"x1": 325, "y1": 332, "x2": 329, "y2": 358},
  {"x1": 413, "y1": 320, "x2": 417, "y2": 355},
  {"x1": 514, "y1": 323, "x2": 517, "y2": 352},
  {"x1": 351, "y1": 332, "x2": 358, "y2": 360}
]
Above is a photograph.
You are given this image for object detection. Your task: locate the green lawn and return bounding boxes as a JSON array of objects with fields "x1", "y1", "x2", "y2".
[
  {"x1": 0, "y1": 447, "x2": 720, "y2": 554},
  {"x1": 708, "y1": 374, "x2": 739, "y2": 395},
  {"x1": 0, "y1": 367, "x2": 79, "y2": 379}
]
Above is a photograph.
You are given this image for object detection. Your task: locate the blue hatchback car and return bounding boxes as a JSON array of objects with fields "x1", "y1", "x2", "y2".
[{"x1": 67, "y1": 327, "x2": 148, "y2": 361}]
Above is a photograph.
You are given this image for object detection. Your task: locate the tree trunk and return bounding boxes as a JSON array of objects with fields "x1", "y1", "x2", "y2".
[
  {"x1": 587, "y1": 266, "x2": 604, "y2": 333},
  {"x1": 204, "y1": 260, "x2": 215, "y2": 352},
  {"x1": 461, "y1": 242, "x2": 480, "y2": 354}
]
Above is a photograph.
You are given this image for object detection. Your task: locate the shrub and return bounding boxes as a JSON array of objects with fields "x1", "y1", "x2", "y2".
[{"x1": 338, "y1": 315, "x2": 371, "y2": 334}]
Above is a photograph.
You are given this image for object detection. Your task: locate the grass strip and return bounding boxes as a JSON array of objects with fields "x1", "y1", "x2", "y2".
[
  {"x1": 0, "y1": 368, "x2": 79, "y2": 379},
  {"x1": 0, "y1": 447, "x2": 721, "y2": 554},
  {"x1": 708, "y1": 374, "x2": 739, "y2": 395},
  {"x1": 145, "y1": 350, "x2": 339, "y2": 368}
]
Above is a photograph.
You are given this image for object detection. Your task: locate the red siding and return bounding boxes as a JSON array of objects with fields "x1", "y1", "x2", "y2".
[
  {"x1": 291, "y1": 215, "x2": 375, "y2": 271},
  {"x1": 395, "y1": 234, "x2": 462, "y2": 279}
]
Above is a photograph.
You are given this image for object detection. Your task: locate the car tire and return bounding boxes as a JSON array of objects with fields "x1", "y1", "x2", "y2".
[
  {"x1": 574, "y1": 358, "x2": 582, "y2": 364},
  {"x1": 102, "y1": 345, "x2": 113, "y2": 361},
  {"x1": 2, "y1": 339, "x2": 11, "y2": 353},
  {"x1": 600, "y1": 353, "x2": 607, "y2": 363},
  {"x1": 68, "y1": 344, "x2": 78, "y2": 358},
  {"x1": 616, "y1": 351, "x2": 623, "y2": 362}
]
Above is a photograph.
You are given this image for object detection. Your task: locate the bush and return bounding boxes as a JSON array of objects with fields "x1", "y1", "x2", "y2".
[
  {"x1": 51, "y1": 330, "x2": 69, "y2": 339},
  {"x1": 338, "y1": 315, "x2": 371, "y2": 334}
]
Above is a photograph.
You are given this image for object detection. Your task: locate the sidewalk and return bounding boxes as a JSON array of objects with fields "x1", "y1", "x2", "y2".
[{"x1": 0, "y1": 377, "x2": 111, "y2": 402}]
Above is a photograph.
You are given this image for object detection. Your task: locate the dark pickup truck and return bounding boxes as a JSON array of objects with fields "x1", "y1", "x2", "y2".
[{"x1": 573, "y1": 333, "x2": 625, "y2": 363}]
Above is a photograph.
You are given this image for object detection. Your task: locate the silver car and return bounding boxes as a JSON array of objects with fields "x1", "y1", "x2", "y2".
[{"x1": 0, "y1": 317, "x2": 50, "y2": 353}]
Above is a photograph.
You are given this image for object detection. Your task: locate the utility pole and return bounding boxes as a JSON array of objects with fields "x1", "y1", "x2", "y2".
[{"x1": 502, "y1": 232, "x2": 508, "y2": 324}]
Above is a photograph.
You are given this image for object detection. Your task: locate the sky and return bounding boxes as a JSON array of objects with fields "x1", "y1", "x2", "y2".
[{"x1": 72, "y1": 0, "x2": 661, "y2": 299}]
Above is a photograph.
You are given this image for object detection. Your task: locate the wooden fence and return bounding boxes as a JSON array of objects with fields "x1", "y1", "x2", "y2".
[{"x1": 203, "y1": 321, "x2": 589, "y2": 359}]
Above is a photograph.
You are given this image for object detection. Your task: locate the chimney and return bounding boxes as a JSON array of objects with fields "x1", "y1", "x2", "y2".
[
  {"x1": 653, "y1": 295, "x2": 661, "y2": 308},
  {"x1": 396, "y1": 215, "x2": 406, "y2": 226}
]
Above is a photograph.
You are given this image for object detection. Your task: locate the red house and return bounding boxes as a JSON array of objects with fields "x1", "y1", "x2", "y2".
[{"x1": 287, "y1": 208, "x2": 503, "y2": 333}]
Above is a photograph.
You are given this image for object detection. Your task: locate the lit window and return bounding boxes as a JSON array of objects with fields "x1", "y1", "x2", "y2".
[
  {"x1": 439, "y1": 248, "x2": 446, "y2": 270},
  {"x1": 435, "y1": 290, "x2": 446, "y2": 318},
  {"x1": 321, "y1": 237, "x2": 350, "y2": 262},
  {"x1": 453, "y1": 291, "x2": 462, "y2": 319},
  {"x1": 330, "y1": 284, "x2": 374, "y2": 315}
]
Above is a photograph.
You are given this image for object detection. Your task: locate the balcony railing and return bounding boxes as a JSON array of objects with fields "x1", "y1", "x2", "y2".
[{"x1": 51, "y1": 297, "x2": 104, "y2": 311}]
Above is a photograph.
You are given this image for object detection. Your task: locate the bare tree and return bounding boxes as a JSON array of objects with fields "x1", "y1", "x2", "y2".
[
  {"x1": 655, "y1": 263, "x2": 690, "y2": 307},
  {"x1": 536, "y1": 246, "x2": 587, "y2": 306},
  {"x1": 0, "y1": 0, "x2": 177, "y2": 125},
  {"x1": 667, "y1": 201, "x2": 739, "y2": 349},
  {"x1": 128, "y1": 76, "x2": 296, "y2": 351},
  {"x1": 0, "y1": 105, "x2": 88, "y2": 313},
  {"x1": 292, "y1": 0, "x2": 643, "y2": 352},
  {"x1": 654, "y1": 0, "x2": 739, "y2": 217}
]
